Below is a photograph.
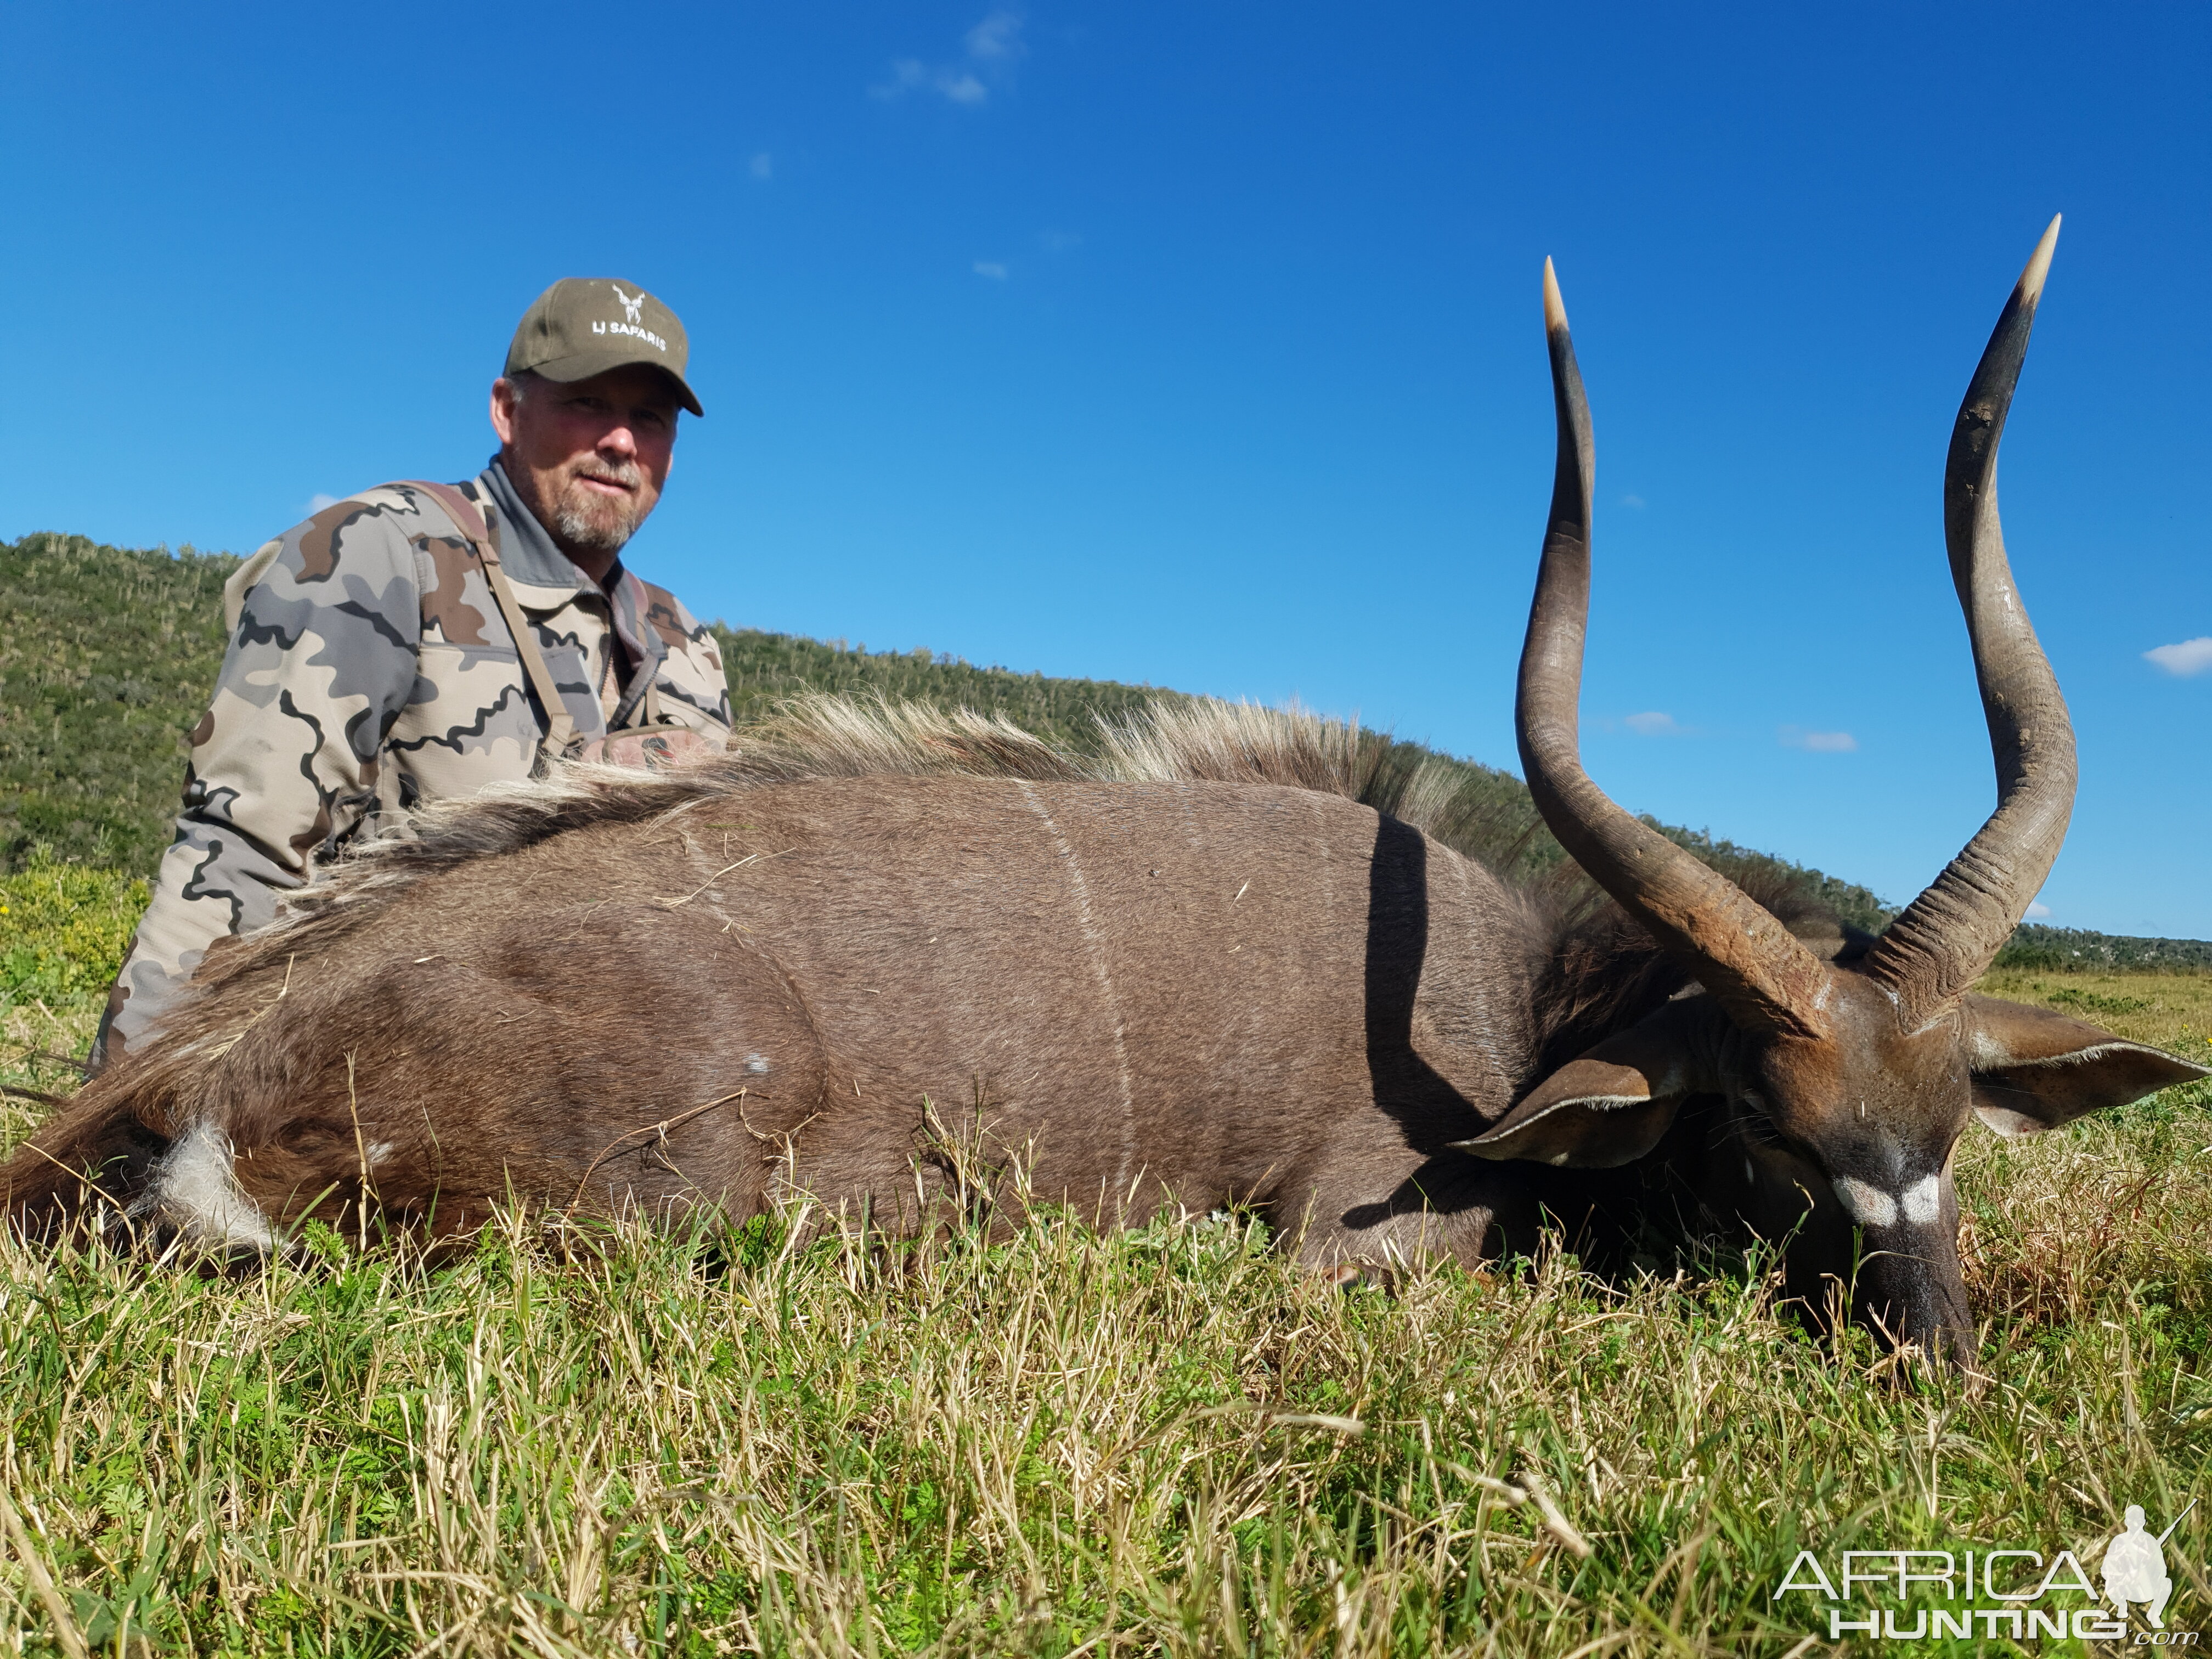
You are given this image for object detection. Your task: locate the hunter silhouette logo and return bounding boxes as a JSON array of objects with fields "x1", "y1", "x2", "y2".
[
  {"x1": 2106, "y1": 1500, "x2": 2193, "y2": 1629},
  {"x1": 1773, "y1": 1499, "x2": 2202, "y2": 1642},
  {"x1": 611, "y1": 284, "x2": 646, "y2": 324}
]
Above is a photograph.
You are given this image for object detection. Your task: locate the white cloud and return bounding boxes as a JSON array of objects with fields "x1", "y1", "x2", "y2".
[
  {"x1": 871, "y1": 59, "x2": 928, "y2": 99},
  {"x1": 1780, "y1": 726, "x2": 1858, "y2": 753},
  {"x1": 875, "y1": 13, "x2": 1022, "y2": 104},
  {"x1": 1621, "y1": 494, "x2": 1646, "y2": 510},
  {"x1": 966, "y1": 10, "x2": 1024, "y2": 60},
  {"x1": 973, "y1": 261, "x2": 1009, "y2": 280},
  {"x1": 2145, "y1": 636, "x2": 2212, "y2": 677},
  {"x1": 1623, "y1": 711, "x2": 1682, "y2": 737},
  {"x1": 748, "y1": 152, "x2": 773, "y2": 180},
  {"x1": 306, "y1": 493, "x2": 339, "y2": 514},
  {"x1": 874, "y1": 59, "x2": 988, "y2": 103},
  {"x1": 2025, "y1": 901, "x2": 2052, "y2": 919},
  {"x1": 1041, "y1": 228, "x2": 1082, "y2": 252}
]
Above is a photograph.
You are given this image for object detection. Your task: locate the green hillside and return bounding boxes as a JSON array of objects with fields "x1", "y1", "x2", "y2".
[
  {"x1": 1998, "y1": 924, "x2": 2212, "y2": 971},
  {"x1": 0, "y1": 533, "x2": 239, "y2": 873},
  {"x1": 718, "y1": 626, "x2": 1193, "y2": 748},
  {"x1": 2, "y1": 529, "x2": 2176, "y2": 964}
]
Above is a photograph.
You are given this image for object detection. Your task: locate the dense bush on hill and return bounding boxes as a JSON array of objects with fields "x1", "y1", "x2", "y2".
[
  {"x1": 0, "y1": 533, "x2": 238, "y2": 874},
  {"x1": 0, "y1": 532, "x2": 2187, "y2": 962},
  {"x1": 1996, "y1": 924, "x2": 2212, "y2": 972},
  {"x1": 715, "y1": 625, "x2": 1189, "y2": 749},
  {"x1": 1650, "y1": 823, "x2": 1894, "y2": 936}
]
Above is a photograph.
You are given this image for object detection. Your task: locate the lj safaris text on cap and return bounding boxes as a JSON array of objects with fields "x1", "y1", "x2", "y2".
[{"x1": 591, "y1": 319, "x2": 668, "y2": 353}]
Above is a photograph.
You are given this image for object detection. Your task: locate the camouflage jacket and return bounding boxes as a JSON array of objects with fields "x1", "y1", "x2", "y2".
[{"x1": 96, "y1": 461, "x2": 732, "y2": 1064}]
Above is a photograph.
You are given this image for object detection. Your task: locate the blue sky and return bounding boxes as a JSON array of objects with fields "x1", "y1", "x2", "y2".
[{"x1": 7, "y1": 3, "x2": 2208, "y2": 935}]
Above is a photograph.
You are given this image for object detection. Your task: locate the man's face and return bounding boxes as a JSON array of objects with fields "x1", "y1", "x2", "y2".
[{"x1": 490, "y1": 364, "x2": 681, "y2": 573}]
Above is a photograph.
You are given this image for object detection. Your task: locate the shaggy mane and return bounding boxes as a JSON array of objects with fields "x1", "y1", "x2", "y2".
[
  {"x1": 196, "y1": 693, "x2": 1841, "y2": 1066},
  {"x1": 245, "y1": 696, "x2": 1466, "y2": 960}
]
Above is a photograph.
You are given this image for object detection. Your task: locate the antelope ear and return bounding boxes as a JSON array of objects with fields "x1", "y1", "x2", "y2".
[
  {"x1": 1964, "y1": 993, "x2": 2210, "y2": 1136},
  {"x1": 1453, "y1": 1000, "x2": 1720, "y2": 1168}
]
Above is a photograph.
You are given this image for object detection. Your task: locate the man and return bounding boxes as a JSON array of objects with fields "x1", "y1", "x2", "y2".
[
  {"x1": 2103, "y1": 1505, "x2": 2175, "y2": 1628},
  {"x1": 94, "y1": 278, "x2": 733, "y2": 1068}
]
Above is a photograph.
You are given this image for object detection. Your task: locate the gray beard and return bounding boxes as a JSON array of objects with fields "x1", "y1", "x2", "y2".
[{"x1": 549, "y1": 467, "x2": 647, "y2": 556}]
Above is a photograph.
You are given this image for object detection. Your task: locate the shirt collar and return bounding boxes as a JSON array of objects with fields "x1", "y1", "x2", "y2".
[{"x1": 475, "y1": 458, "x2": 628, "y2": 597}]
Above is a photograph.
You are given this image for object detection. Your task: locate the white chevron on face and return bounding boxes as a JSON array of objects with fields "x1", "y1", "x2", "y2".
[
  {"x1": 1900, "y1": 1172, "x2": 1943, "y2": 1225},
  {"x1": 1833, "y1": 1171, "x2": 1945, "y2": 1229},
  {"x1": 1832, "y1": 1175, "x2": 1897, "y2": 1228}
]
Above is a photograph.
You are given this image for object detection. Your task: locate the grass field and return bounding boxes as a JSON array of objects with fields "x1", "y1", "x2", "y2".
[
  {"x1": 5, "y1": 869, "x2": 2212, "y2": 1655},
  {"x1": 0, "y1": 528, "x2": 2203, "y2": 1655}
]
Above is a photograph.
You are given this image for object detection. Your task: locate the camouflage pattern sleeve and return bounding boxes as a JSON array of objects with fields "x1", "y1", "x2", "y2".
[
  {"x1": 635, "y1": 579, "x2": 734, "y2": 732},
  {"x1": 95, "y1": 494, "x2": 431, "y2": 1064}
]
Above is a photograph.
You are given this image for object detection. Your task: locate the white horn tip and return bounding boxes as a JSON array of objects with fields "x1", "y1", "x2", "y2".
[
  {"x1": 1542, "y1": 257, "x2": 1568, "y2": 334},
  {"x1": 2019, "y1": 215, "x2": 2062, "y2": 303}
]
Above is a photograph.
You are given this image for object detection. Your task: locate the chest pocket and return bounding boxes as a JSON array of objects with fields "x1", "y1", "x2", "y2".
[{"x1": 390, "y1": 641, "x2": 543, "y2": 799}]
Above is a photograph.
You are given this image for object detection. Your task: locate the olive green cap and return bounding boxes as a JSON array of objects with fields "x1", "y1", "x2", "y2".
[{"x1": 504, "y1": 277, "x2": 704, "y2": 416}]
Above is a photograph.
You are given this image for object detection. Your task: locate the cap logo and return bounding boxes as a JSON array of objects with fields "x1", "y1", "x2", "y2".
[{"x1": 590, "y1": 281, "x2": 670, "y2": 354}]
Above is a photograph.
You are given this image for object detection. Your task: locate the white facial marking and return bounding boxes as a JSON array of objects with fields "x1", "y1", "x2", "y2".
[
  {"x1": 1965, "y1": 1025, "x2": 2010, "y2": 1068},
  {"x1": 1900, "y1": 1172, "x2": 1943, "y2": 1225},
  {"x1": 142, "y1": 1122, "x2": 274, "y2": 1251},
  {"x1": 1833, "y1": 1175, "x2": 1898, "y2": 1228},
  {"x1": 746, "y1": 1052, "x2": 772, "y2": 1075},
  {"x1": 364, "y1": 1141, "x2": 394, "y2": 1167}
]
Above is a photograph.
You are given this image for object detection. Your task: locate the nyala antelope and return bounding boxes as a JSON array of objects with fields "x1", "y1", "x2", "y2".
[{"x1": 9, "y1": 218, "x2": 2198, "y2": 1365}]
